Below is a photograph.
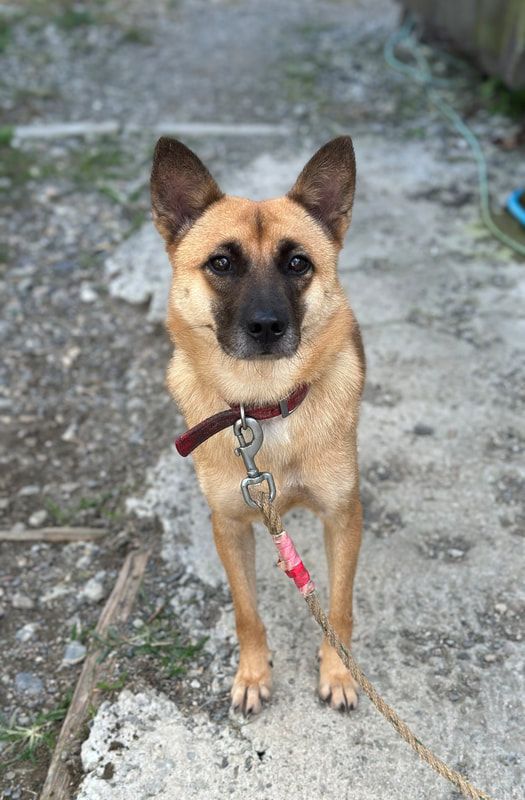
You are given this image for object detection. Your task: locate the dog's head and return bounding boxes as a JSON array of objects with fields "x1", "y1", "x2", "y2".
[{"x1": 151, "y1": 137, "x2": 356, "y2": 366}]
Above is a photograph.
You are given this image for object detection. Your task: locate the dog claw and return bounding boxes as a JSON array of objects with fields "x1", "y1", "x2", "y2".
[
  {"x1": 231, "y1": 661, "x2": 272, "y2": 717},
  {"x1": 319, "y1": 676, "x2": 358, "y2": 713}
]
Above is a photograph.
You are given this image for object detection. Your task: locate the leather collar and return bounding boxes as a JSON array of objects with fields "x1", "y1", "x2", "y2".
[{"x1": 175, "y1": 384, "x2": 309, "y2": 457}]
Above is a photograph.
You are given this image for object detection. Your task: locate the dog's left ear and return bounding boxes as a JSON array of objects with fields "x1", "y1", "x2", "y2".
[
  {"x1": 288, "y1": 136, "x2": 356, "y2": 245},
  {"x1": 150, "y1": 137, "x2": 224, "y2": 244}
]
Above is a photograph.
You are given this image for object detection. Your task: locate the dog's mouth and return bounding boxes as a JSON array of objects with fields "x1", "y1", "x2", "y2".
[{"x1": 216, "y1": 331, "x2": 301, "y2": 362}]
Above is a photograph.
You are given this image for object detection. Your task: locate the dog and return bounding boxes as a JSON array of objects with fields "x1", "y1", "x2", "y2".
[{"x1": 150, "y1": 136, "x2": 365, "y2": 715}]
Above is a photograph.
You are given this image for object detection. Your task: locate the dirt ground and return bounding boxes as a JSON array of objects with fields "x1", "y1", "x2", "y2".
[{"x1": 0, "y1": 1, "x2": 524, "y2": 799}]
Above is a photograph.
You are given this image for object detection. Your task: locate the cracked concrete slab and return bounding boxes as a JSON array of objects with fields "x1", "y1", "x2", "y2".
[{"x1": 85, "y1": 136, "x2": 525, "y2": 800}]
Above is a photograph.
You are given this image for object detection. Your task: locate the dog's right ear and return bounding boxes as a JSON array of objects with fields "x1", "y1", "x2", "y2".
[{"x1": 150, "y1": 137, "x2": 224, "y2": 243}]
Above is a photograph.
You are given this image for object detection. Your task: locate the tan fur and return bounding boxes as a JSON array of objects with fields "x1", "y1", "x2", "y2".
[{"x1": 154, "y1": 142, "x2": 364, "y2": 714}]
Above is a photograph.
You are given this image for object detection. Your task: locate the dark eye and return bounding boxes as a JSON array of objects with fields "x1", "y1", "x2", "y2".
[
  {"x1": 208, "y1": 255, "x2": 231, "y2": 274},
  {"x1": 288, "y1": 255, "x2": 311, "y2": 275}
]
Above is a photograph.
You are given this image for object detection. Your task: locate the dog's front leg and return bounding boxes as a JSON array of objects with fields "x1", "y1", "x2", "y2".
[
  {"x1": 211, "y1": 511, "x2": 272, "y2": 715},
  {"x1": 319, "y1": 490, "x2": 362, "y2": 711}
]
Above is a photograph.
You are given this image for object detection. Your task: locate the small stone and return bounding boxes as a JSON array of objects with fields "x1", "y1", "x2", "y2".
[
  {"x1": 62, "y1": 640, "x2": 87, "y2": 666},
  {"x1": 80, "y1": 283, "x2": 97, "y2": 303},
  {"x1": 61, "y1": 423, "x2": 77, "y2": 442},
  {"x1": 132, "y1": 618, "x2": 144, "y2": 629},
  {"x1": 483, "y1": 653, "x2": 497, "y2": 663},
  {"x1": 17, "y1": 485, "x2": 41, "y2": 496},
  {"x1": 42, "y1": 584, "x2": 70, "y2": 603},
  {"x1": 81, "y1": 571, "x2": 106, "y2": 603},
  {"x1": 0, "y1": 497, "x2": 9, "y2": 511},
  {"x1": 28, "y1": 509, "x2": 47, "y2": 527},
  {"x1": 11, "y1": 522, "x2": 26, "y2": 534},
  {"x1": 15, "y1": 672, "x2": 44, "y2": 695},
  {"x1": 447, "y1": 548, "x2": 465, "y2": 559},
  {"x1": 190, "y1": 679, "x2": 201, "y2": 689},
  {"x1": 413, "y1": 423, "x2": 435, "y2": 436},
  {"x1": 15, "y1": 623, "x2": 38, "y2": 642},
  {"x1": 12, "y1": 592, "x2": 34, "y2": 610},
  {"x1": 0, "y1": 604, "x2": 5, "y2": 618},
  {"x1": 495, "y1": 603, "x2": 507, "y2": 614}
]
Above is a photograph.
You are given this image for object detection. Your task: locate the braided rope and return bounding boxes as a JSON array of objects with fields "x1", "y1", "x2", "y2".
[{"x1": 255, "y1": 493, "x2": 494, "y2": 800}]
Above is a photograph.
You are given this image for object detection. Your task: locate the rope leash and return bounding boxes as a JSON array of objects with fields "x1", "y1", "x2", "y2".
[{"x1": 254, "y1": 493, "x2": 494, "y2": 800}]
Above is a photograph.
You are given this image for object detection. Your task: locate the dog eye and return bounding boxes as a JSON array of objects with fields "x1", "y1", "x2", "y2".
[
  {"x1": 208, "y1": 256, "x2": 231, "y2": 274},
  {"x1": 288, "y1": 255, "x2": 311, "y2": 275}
]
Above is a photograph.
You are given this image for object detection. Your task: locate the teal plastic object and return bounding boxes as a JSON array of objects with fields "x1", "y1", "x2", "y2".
[{"x1": 506, "y1": 188, "x2": 525, "y2": 228}]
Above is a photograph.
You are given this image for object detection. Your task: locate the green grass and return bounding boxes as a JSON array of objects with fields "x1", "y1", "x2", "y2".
[
  {"x1": 0, "y1": 138, "x2": 59, "y2": 194},
  {"x1": 45, "y1": 492, "x2": 115, "y2": 525},
  {"x1": 0, "y1": 20, "x2": 11, "y2": 53},
  {"x1": 54, "y1": 8, "x2": 94, "y2": 30},
  {"x1": 120, "y1": 26, "x2": 153, "y2": 46},
  {"x1": 44, "y1": 498, "x2": 70, "y2": 525},
  {"x1": 0, "y1": 693, "x2": 71, "y2": 769},
  {"x1": 480, "y1": 78, "x2": 525, "y2": 119},
  {"x1": 96, "y1": 671, "x2": 128, "y2": 692},
  {"x1": 93, "y1": 615, "x2": 206, "y2": 678},
  {"x1": 71, "y1": 142, "x2": 128, "y2": 186},
  {"x1": 0, "y1": 126, "x2": 13, "y2": 146}
]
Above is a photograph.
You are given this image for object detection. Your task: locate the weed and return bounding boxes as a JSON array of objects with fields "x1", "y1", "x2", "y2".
[
  {"x1": 96, "y1": 671, "x2": 128, "y2": 692},
  {"x1": 0, "y1": 126, "x2": 13, "y2": 146},
  {"x1": 0, "y1": 692, "x2": 71, "y2": 768},
  {"x1": 120, "y1": 27, "x2": 153, "y2": 46},
  {"x1": 0, "y1": 19, "x2": 11, "y2": 53},
  {"x1": 480, "y1": 78, "x2": 525, "y2": 119},
  {"x1": 44, "y1": 498, "x2": 70, "y2": 525},
  {"x1": 93, "y1": 615, "x2": 205, "y2": 678},
  {"x1": 71, "y1": 142, "x2": 127, "y2": 186},
  {"x1": 44, "y1": 492, "x2": 114, "y2": 524},
  {"x1": 77, "y1": 492, "x2": 112, "y2": 512},
  {"x1": 54, "y1": 9, "x2": 94, "y2": 30}
]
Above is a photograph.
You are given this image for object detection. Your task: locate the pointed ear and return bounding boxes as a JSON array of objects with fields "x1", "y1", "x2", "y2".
[
  {"x1": 150, "y1": 137, "x2": 224, "y2": 243},
  {"x1": 287, "y1": 136, "x2": 356, "y2": 244}
]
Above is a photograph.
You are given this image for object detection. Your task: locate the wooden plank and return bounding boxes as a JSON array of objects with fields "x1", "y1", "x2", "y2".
[
  {"x1": 39, "y1": 548, "x2": 150, "y2": 800},
  {"x1": 400, "y1": 0, "x2": 525, "y2": 89},
  {"x1": 0, "y1": 527, "x2": 107, "y2": 543}
]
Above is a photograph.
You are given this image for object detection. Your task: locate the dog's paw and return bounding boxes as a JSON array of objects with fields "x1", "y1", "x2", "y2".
[
  {"x1": 318, "y1": 646, "x2": 358, "y2": 712},
  {"x1": 231, "y1": 654, "x2": 272, "y2": 716}
]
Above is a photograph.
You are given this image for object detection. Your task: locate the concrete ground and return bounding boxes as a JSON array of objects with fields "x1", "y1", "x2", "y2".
[
  {"x1": 1, "y1": 1, "x2": 523, "y2": 799},
  {"x1": 80, "y1": 139, "x2": 525, "y2": 799}
]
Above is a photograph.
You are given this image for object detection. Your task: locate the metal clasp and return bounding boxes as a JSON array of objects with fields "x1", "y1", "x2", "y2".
[{"x1": 233, "y1": 417, "x2": 276, "y2": 509}]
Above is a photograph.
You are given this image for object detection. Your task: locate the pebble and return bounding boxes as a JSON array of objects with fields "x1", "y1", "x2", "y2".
[
  {"x1": 61, "y1": 423, "x2": 77, "y2": 442},
  {"x1": 80, "y1": 283, "x2": 98, "y2": 303},
  {"x1": 15, "y1": 672, "x2": 44, "y2": 695},
  {"x1": 17, "y1": 484, "x2": 41, "y2": 496},
  {"x1": 447, "y1": 548, "x2": 465, "y2": 559},
  {"x1": 0, "y1": 603, "x2": 5, "y2": 618},
  {"x1": 42, "y1": 584, "x2": 70, "y2": 603},
  {"x1": 483, "y1": 653, "x2": 497, "y2": 663},
  {"x1": 62, "y1": 640, "x2": 87, "y2": 666},
  {"x1": 413, "y1": 423, "x2": 435, "y2": 436},
  {"x1": 495, "y1": 603, "x2": 507, "y2": 614},
  {"x1": 28, "y1": 508, "x2": 48, "y2": 527},
  {"x1": 0, "y1": 497, "x2": 9, "y2": 510},
  {"x1": 81, "y1": 571, "x2": 106, "y2": 603},
  {"x1": 190, "y1": 679, "x2": 201, "y2": 689},
  {"x1": 15, "y1": 623, "x2": 38, "y2": 642},
  {"x1": 12, "y1": 592, "x2": 35, "y2": 610}
]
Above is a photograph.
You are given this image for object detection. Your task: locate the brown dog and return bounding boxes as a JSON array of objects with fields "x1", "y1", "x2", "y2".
[{"x1": 150, "y1": 137, "x2": 365, "y2": 715}]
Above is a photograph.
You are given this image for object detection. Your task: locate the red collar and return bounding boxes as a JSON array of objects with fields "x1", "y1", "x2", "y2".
[{"x1": 175, "y1": 384, "x2": 309, "y2": 457}]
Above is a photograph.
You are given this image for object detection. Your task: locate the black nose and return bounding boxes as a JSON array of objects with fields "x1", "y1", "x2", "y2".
[{"x1": 246, "y1": 310, "x2": 288, "y2": 344}]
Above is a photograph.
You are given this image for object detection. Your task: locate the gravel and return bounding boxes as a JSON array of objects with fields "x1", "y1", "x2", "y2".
[
  {"x1": 1, "y1": 0, "x2": 523, "y2": 798},
  {"x1": 15, "y1": 673, "x2": 44, "y2": 697}
]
